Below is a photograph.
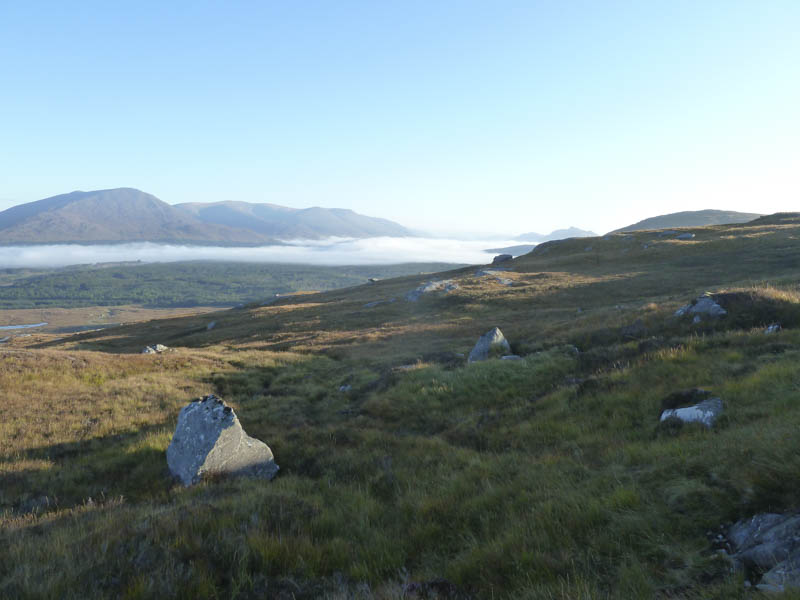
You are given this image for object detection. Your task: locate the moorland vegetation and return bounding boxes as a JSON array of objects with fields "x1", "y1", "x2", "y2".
[{"x1": 3, "y1": 215, "x2": 800, "y2": 598}]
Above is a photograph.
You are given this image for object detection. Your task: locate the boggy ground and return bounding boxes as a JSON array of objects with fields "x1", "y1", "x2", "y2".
[{"x1": 3, "y1": 216, "x2": 800, "y2": 598}]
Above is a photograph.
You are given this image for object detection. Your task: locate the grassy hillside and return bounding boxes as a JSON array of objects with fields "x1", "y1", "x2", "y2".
[
  {"x1": 3, "y1": 216, "x2": 800, "y2": 598},
  {"x1": 0, "y1": 262, "x2": 463, "y2": 310},
  {"x1": 612, "y1": 209, "x2": 762, "y2": 233}
]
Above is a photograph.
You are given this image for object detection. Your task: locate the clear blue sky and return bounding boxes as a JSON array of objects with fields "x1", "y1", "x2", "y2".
[{"x1": 1, "y1": 1, "x2": 798, "y2": 235}]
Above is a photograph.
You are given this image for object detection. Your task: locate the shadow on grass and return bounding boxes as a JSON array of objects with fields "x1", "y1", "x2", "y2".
[{"x1": 1, "y1": 422, "x2": 175, "y2": 514}]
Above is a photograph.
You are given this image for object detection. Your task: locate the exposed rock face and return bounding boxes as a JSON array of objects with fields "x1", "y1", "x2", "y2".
[
  {"x1": 167, "y1": 395, "x2": 278, "y2": 486},
  {"x1": 142, "y1": 344, "x2": 168, "y2": 354},
  {"x1": 406, "y1": 280, "x2": 459, "y2": 302},
  {"x1": 674, "y1": 296, "x2": 728, "y2": 319},
  {"x1": 492, "y1": 254, "x2": 513, "y2": 265},
  {"x1": 660, "y1": 396, "x2": 723, "y2": 427},
  {"x1": 468, "y1": 327, "x2": 511, "y2": 363},
  {"x1": 726, "y1": 513, "x2": 800, "y2": 592}
]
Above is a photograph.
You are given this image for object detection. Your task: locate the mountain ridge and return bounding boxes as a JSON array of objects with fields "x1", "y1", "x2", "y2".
[{"x1": 0, "y1": 188, "x2": 411, "y2": 244}]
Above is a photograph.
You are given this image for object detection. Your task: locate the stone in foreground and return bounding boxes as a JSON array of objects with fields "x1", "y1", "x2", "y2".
[
  {"x1": 167, "y1": 394, "x2": 278, "y2": 486},
  {"x1": 468, "y1": 327, "x2": 511, "y2": 362}
]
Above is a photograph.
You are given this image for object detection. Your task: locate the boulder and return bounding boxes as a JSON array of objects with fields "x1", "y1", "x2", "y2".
[
  {"x1": 725, "y1": 513, "x2": 800, "y2": 592},
  {"x1": 660, "y1": 396, "x2": 723, "y2": 427},
  {"x1": 491, "y1": 254, "x2": 513, "y2": 265},
  {"x1": 765, "y1": 323, "x2": 781, "y2": 334},
  {"x1": 206, "y1": 321, "x2": 216, "y2": 331},
  {"x1": 674, "y1": 296, "x2": 727, "y2": 319},
  {"x1": 676, "y1": 232, "x2": 695, "y2": 240},
  {"x1": 468, "y1": 327, "x2": 511, "y2": 363},
  {"x1": 166, "y1": 395, "x2": 278, "y2": 486},
  {"x1": 142, "y1": 344, "x2": 168, "y2": 354}
]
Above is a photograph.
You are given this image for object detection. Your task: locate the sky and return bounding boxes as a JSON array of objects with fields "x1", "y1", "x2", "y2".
[{"x1": 1, "y1": 1, "x2": 798, "y2": 236}]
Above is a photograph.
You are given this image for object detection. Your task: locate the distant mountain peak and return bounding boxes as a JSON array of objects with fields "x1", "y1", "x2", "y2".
[{"x1": 515, "y1": 227, "x2": 597, "y2": 243}]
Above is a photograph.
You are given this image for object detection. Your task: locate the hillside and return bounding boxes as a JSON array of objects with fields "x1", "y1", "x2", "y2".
[
  {"x1": 0, "y1": 189, "x2": 411, "y2": 244},
  {"x1": 175, "y1": 201, "x2": 411, "y2": 239},
  {"x1": 4, "y1": 214, "x2": 800, "y2": 597},
  {"x1": 612, "y1": 209, "x2": 762, "y2": 233}
]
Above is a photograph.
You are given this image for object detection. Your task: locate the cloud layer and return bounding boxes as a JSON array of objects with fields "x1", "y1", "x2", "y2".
[{"x1": 0, "y1": 237, "x2": 527, "y2": 269}]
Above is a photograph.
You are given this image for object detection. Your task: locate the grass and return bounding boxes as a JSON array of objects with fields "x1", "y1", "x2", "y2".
[{"x1": 4, "y1": 216, "x2": 800, "y2": 598}]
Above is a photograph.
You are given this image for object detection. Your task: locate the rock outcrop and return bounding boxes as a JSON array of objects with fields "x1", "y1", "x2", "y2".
[
  {"x1": 166, "y1": 395, "x2": 279, "y2": 486},
  {"x1": 674, "y1": 296, "x2": 727, "y2": 320},
  {"x1": 724, "y1": 513, "x2": 800, "y2": 592},
  {"x1": 142, "y1": 344, "x2": 168, "y2": 354},
  {"x1": 406, "y1": 280, "x2": 459, "y2": 302},
  {"x1": 468, "y1": 327, "x2": 511, "y2": 363},
  {"x1": 491, "y1": 254, "x2": 513, "y2": 265}
]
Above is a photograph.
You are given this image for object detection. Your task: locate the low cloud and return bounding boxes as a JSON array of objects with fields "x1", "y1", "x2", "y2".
[{"x1": 0, "y1": 237, "x2": 528, "y2": 269}]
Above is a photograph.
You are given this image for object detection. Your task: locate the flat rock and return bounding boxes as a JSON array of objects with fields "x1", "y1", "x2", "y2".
[
  {"x1": 674, "y1": 296, "x2": 728, "y2": 319},
  {"x1": 660, "y1": 397, "x2": 723, "y2": 427},
  {"x1": 468, "y1": 327, "x2": 511, "y2": 362},
  {"x1": 406, "y1": 280, "x2": 459, "y2": 302},
  {"x1": 167, "y1": 394, "x2": 278, "y2": 486}
]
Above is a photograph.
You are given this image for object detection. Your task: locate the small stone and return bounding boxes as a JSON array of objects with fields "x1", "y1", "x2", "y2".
[
  {"x1": 501, "y1": 355, "x2": 522, "y2": 361},
  {"x1": 339, "y1": 384, "x2": 352, "y2": 393},
  {"x1": 206, "y1": 321, "x2": 216, "y2": 331},
  {"x1": 765, "y1": 323, "x2": 781, "y2": 334}
]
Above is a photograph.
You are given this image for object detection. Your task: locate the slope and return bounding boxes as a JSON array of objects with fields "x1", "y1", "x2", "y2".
[
  {"x1": 612, "y1": 209, "x2": 762, "y2": 233},
  {"x1": 4, "y1": 214, "x2": 800, "y2": 598}
]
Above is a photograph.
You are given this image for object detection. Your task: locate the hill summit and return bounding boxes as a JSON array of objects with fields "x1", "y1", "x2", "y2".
[
  {"x1": 612, "y1": 209, "x2": 761, "y2": 233},
  {"x1": 0, "y1": 188, "x2": 411, "y2": 244}
]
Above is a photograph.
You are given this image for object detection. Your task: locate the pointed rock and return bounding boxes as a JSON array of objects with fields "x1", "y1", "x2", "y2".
[
  {"x1": 167, "y1": 395, "x2": 278, "y2": 486},
  {"x1": 468, "y1": 327, "x2": 511, "y2": 363}
]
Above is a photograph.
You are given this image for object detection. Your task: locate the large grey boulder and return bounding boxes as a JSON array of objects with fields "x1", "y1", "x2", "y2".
[
  {"x1": 468, "y1": 327, "x2": 511, "y2": 363},
  {"x1": 167, "y1": 395, "x2": 278, "y2": 486},
  {"x1": 725, "y1": 513, "x2": 800, "y2": 592}
]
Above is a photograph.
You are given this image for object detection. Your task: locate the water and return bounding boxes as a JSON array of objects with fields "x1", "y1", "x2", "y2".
[{"x1": 0, "y1": 322, "x2": 48, "y2": 330}]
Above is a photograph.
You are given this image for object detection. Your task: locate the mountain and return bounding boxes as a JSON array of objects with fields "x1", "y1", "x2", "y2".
[
  {"x1": 515, "y1": 226, "x2": 597, "y2": 242},
  {"x1": 0, "y1": 189, "x2": 269, "y2": 244},
  {"x1": 0, "y1": 188, "x2": 411, "y2": 244},
  {"x1": 612, "y1": 209, "x2": 762, "y2": 233},
  {"x1": 174, "y1": 201, "x2": 410, "y2": 239}
]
